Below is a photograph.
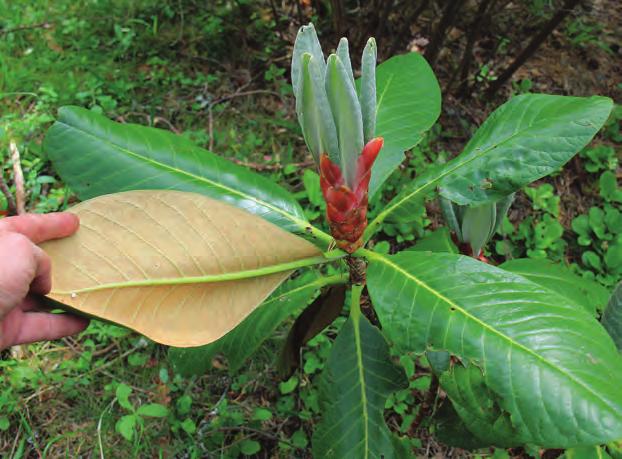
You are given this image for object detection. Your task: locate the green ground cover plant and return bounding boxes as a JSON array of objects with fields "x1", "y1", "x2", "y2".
[{"x1": 31, "y1": 21, "x2": 622, "y2": 457}]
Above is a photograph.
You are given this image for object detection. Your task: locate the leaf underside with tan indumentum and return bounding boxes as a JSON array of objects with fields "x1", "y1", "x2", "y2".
[
  {"x1": 169, "y1": 271, "x2": 347, "y2": 376},
  {"x1": 41, "y1": 190, "x2": 322, "y2": 347}
]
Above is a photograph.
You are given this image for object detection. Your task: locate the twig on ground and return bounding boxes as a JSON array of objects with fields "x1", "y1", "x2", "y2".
[
  {"x1": 9, "y1": 140, "x2": 26, "y2": 215},
  {"x1": 0, "y1": 22, "x2": 52, "y2": 36},
  {"x1": 208, "y1": 105, "x2": 214, "y2": 151},
  {"x1": 98, "y1": 399, "x2": 115, "y2": 459},
  {"x1": 228, "y1": 158, "x2": 314, "y2": 171}
]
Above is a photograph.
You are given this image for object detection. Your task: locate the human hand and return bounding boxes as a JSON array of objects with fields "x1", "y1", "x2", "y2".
[{"x1": 0, "y1": 213, "x2": 88, "y2": 350}]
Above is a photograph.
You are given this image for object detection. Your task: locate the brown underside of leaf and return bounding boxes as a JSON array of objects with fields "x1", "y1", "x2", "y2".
[{"x1": 41, "y1": 190, "x2": 321, "y2": 347}]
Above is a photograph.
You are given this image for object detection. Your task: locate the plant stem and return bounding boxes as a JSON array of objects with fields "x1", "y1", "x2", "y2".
[
  {"x1": 346, "y1": 255, "x2": 380, "y2": 326},
  {"x1": 53, "y1": 251, "x2": 345, "y2": 295},
  {"x1": 409, "y1": 373, "x2": 440, "y2": 433}
]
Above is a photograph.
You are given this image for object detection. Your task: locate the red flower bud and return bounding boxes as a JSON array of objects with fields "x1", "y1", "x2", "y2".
[{"x1": 319, "y1": 137, "x2": 383, "y2": 253}]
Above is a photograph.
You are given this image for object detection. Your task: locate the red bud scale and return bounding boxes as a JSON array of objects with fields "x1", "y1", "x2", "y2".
[{"x1": 319, "y1": 137, "x2": 384, "y2": 253}]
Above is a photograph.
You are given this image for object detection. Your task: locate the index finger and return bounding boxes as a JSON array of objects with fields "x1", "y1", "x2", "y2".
[{"x1": 0, "y1": 213, "x2": 80, "y2": 244}]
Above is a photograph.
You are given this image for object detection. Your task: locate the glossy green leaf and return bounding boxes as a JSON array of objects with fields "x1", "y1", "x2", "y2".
[
  {"x1": 43, "y1": 106, "x2": 328, "y2": 242},
  {"x1": 296, "y1": 54, "x2": 340, "y2": 162},
  {"x1": 433, "y1": 400, "x2": 488, "y2": 450},
  {"x1": 500, "y1": 258, "x2": 611, "y2": 315},
  {"x1": 368, "y1": 94, "x2": 613, "y2": 235},
  {"x1": 312, "y1": 305, "x2": 408, "y2": 458},
  {"x1": 438, "y1": 364, "x2": 518, "y2": 448},
  {"x1": 439, "y1": 94, "x2": 613, "y2": 204},
  {"x1": 325, "y1": 54, "x2": 364, "y2": 187},
  {"x1": 169, "y1": 273, "x2": 345, "y2": 376},
  {"x1": 360, "y1": 37, "x2": 377, "y2": 143},
  {"x1": 562, "y1": 446, "x2": 613, "y2": 459},
  {"x1": 367, "y1": 250, "x2": 622, "y2": 447},
  {"x1": 408, "y1": 227, "x2": 458, "y2": 254},
  {"x1": 602, "y1": 282, "x2": 622, "y2": 350},
  {"x1": 292, "y1": 23, "x2": 325, "y2": 96},
  {"x1": 369, "y1": 52, "x2": 441, "y2": 197}
]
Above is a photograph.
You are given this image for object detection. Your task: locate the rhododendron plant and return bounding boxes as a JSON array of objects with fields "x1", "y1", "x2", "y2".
[{"x1": 40, "y1": 20, "x2": 620, "y2": 458}]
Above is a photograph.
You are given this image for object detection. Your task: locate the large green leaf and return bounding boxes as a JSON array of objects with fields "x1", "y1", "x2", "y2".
[
  {"x1": 312, "y1": 301, "x2": 408, "y2": 458},
  {"x1": 369, "y1": 52, "x2": 441, "y2": 197},
  {"x1": 169, "y1": 272, "x2": 344, "y2": 375},
  {"x1": 43, "y1": 106, "x2": 328, "y2": 242},
  {"x1": 367, "y1": 94, "x2": 613, "y2": 234},
  {"x1": 602, "y1": 282, "x2": 622, "y2": 350},
  {"x1": 366, "y1": 250, "x2": 622, "y2": 447},
  {"x1": 501, "y1": 258, "x2": 611, "y2": 315}
]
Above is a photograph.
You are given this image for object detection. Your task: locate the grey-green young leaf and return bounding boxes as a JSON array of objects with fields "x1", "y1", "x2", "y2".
[
  {"x1": 292, "y1": 23, "x2": 325, "y2": 96},
  {"x1": 336, "y1": 38, "x2": 355, "y2": 87},
  {"x1": 461, "y1": 203, "x2": 496, "y2": 256},
  {"x1": 440, "y1": 196, "x2": 462, "y2": 241},
  {"x1": 296, "y1": 53, "x2": 339, "y2": 162},
  {"x1": 360, "y1": 37, "x2": 377, "y2": 143},
  {"x1": 325, "y1": 53, "x2": 364, "y2": 187}
]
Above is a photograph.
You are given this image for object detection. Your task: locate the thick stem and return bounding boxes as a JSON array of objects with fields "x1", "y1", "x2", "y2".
[
  {"x1": 346, "y1": 256, "x2": 380, "y2": 326},
  {"x1": 484, "y1": 0, "x2": 582, "y2": 98}
]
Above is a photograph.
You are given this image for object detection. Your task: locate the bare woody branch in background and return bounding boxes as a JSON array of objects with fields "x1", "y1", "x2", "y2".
[
  {"x1": 424, "y1": 0, "x2": 465, "y2": 68},
  {"x1": 485, "y1": 0, "x2": 583, "y2": 98},
  {"x1": 450, "y1": 0, "x2": 499, "y2": 97}
]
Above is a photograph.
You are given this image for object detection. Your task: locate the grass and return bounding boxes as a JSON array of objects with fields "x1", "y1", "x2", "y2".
[{"x1": 0, "y1": 0, "x2": 620, "y2": 457}]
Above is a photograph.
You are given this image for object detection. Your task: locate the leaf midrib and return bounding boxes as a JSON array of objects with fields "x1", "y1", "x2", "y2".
[
  {"x1": 370, "y1": 252, "x2": 618, "y2": 416},
  {"x1": 55, "y1": 120, "x2": 323, "y2": 238},
  {"x1": 52, "y1": 254, "x2": 334, "y2": 295},
  {"x1": 352, "y1": 310, "x2": 370, "y2": 459}
]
